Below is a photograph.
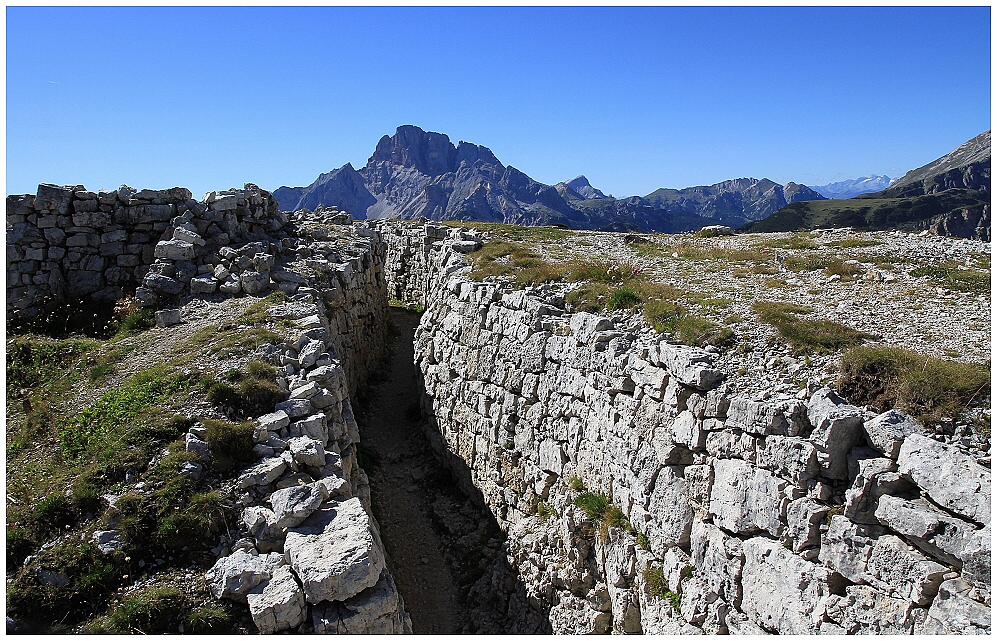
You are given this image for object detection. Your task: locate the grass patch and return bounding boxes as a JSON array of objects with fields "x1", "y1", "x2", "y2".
[
  {"x1": 239, "y1": 291, "x2": 290, "y2": 325},
  {"x1": 910, "y1": 264, "x2": 990, "y2": 294},
  {"x1": 85, "y1": 584, "x2": 234, "y2": 634},
  {"x1": 838, "y1": 346, "x2": 990, "y2": 423},
  {"x1": 202, "y1": 418, "x2": 256, "y2": 473},
  {"x1": 116, "y1": 308, "x2": 155, "y2": 336},
  {"x1": 7, "y1": 336, "x2": 98, "y2": 390},
  {"x1": 567, "y1": 476, "x2": 585, "y2": 491},
  {"x1": 536, "y1": 501, "x2": 556, "y2": 521},
  {"x1": 60, "y1": 366, "x2": 196, "y2": 459},
  {"x1": 753, "y1": 300, "x2": 870, "y2": 354},
  {"x1": 574, "y1": 492, "x2": 611, "y2": 522}
]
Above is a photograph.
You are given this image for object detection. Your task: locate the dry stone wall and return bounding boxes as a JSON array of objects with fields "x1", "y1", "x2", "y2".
[
  {"x1": 379, "y1": 221, "x2": 991, "y2": 635},
  {"x1": 6, "y1": 182, "x2": 288, "y2": 319}
]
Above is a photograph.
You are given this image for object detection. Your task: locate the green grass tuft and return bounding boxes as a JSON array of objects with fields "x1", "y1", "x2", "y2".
[
  {"x1": 752, "y1": 300, "x2": 870, "y2": 354},
  {"x1": 838, "y1": 346, "x2": 990, "y2": 424}
]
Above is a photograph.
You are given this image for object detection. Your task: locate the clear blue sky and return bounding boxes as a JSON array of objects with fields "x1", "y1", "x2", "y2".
[{"x1": 7, "y1": 6, "x2": 991, "y2": 199}]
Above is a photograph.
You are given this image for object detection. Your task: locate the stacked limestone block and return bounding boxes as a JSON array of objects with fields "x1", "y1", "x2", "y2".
[
  {"x1": 6, "y1": 183, "x2": 287, "y2": 318},
  {"x1": 379, "y1": 222, "x2": 991, "y2": 635},
  {"x1": 198, "y1": 254, "x2": 409, "y2": 634}
]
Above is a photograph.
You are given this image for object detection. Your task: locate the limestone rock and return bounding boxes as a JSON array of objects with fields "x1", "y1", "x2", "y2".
[
  {"x1": 190, "y1": 274, "x2": 217, "y2": 294},
  {"x1": 154, "y1": 239, "x2": 194, "y2": 261},
  {"x1": 725, "y1": 398, "x2": 805, "y2": 436},
  {"x1": 311, "y1": 569, "x2": 412, "y2": 634},
  {"x1": 807, "y1": 387, "x2": 863, "y2": 480},
  {"x1": 959, "y1": 524, "x2": 991, "y2": 590},
  {"x1": 271, "y1": 483, "x2": 326, "y2": 528},
  {"x1": 822, "y1": 584, "x2": 916, "y2": 634},
  {"x1": 237, "y1": 457, "x2": 287, "y2": 490},
  {"x1": 655, "y1": 342, "x2": 722, "y2": 390},
  {"x1": 843, "y1": 455, "x2": 913, "y2": 524},
  {"x1": 246, "y1": 565, "x2": 306, "y2": 634},
  {"x1": 93, "y1": 529, "x2": 126, "y2": 555},
  {"x1": 918, "y1": 578, "x2": 991, "y2": 634},
  {"x1": 819, "y1": 515, "x2": 883, "y2": 584},
  {"x1": 867, "y1": 534, "x2": 947, "y2": 606},
  {"x1": 740, "y1": 537, "x2": 830, "y2": 634},
  {"x1": 874, "y1": 494, "x2": 978, "y2": 566},
  {"x1": 288, "y1": 435, "x2": 326, "y2": 467},
  {"x1": 709, "y1": 458, "x2": 786, "y2": 537},
  {"x1": 755, "y1": 435, "x2": 818, "y2": 484},
  {"x1": 690, "y1": 519, "x2": 743, "y2": 606},
  {"x1": 569, "y1": 311, "x2": 613, "y2": 344},
  {"x1": 284, "y1": 497, "x2": 386, "y2": 604},
  {"x1": 897, "y1": 433, "x2": 990, "y2": 524},
  {"x1": 862, "y1": 409, "x2": 923, "y2": 459},
  {"x1": 205, "y1": 549, "x2": 285, "y2": 602}
]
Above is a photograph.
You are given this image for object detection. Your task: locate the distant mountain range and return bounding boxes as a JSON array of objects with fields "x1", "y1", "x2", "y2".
[
  {"x1": 273, "y1": 125, "x2": 826, "y2": 232},
  {"x1": 811, "y1": 175, "x2": 893, "y2": 199},
  {"x1": 744, "y1": 130, "x2": 990, "y2": 240}
]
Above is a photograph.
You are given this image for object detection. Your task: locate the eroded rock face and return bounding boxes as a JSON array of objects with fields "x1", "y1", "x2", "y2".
[
  {"x1": 898, "y1": 433, "x2": 990, "y2": 524},
  {"x1": 284, "y1": 498, "x2": 386, "y2": 604}
]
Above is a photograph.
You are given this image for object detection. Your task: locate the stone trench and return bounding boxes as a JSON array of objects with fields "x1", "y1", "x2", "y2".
[{"x1": 6, "y1": 184, "x2": 991, "y2": 635}]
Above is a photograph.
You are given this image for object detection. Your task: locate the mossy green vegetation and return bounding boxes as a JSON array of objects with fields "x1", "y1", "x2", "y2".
[
  {"x1": 84, "y1": 584, "x2": 234, "y2": 634},
  {"x1": 752, "y1": 300, "x2": 871, "y2": 354},
  {"x1": 838, "y1": 346, "x2": 990, "y2": 424},
  {"x1": 202, "y1": 418, "x2": 256, "y2": 473}
]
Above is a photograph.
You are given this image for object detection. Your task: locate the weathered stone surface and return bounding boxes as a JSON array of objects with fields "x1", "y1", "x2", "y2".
[
  {"x1": 822, "y1": 584, "x2": 916, "y2": 634},
  {"x1": 690, "y1": 519, "x2": 743, "y2": 606},
  {"x1": 671, "y1": 410, "x2": 706, "y2": 450},
  {"x1": 918, "y1": 578, "x2": 991, "y2": 634},
  {"x1": 155, "y1": 308, "x2": 181, "y2": 327},
  {"x1": 297, "y1": 339, "x2": 325, "y2": 368},
  {"x1": 219, "y1": 274, "x2": 242, "y2": 294},
  {"x1": 725, "y1": 398, "x2": 805, "y2": 436},
  {"x1": 867, "y1": 534, "x2": 947, "y2": 606},
  {"x1": 807, "y1": 387, "x2": 864, "y2": 479},
  {"x1": 288, "y1": 435, "x2": 326, "y2": 467},
  {"x1": 875, "y1": 495, "x2": 978, "y2": 566},
  {"x1": 275, "y1": 398, "x2": 313, "y2": 418},
  {"x1": 645, "y1": 466, "x2": 693, "y2": 551},
  {"x1": 237, "y1": 457, "x2": 287, "y2": 490},
  {"x1": 819, "y1": 515, "x2": 883, "y2": 583},
  {"x1": 143, "y1": 273, "x2": 184, "y2": 296},
  {"x1": 785, "y1": 498, "x2": 828, "y2": 553},
  {"x1": 843, "y1": 455, "x2": 913, "y2": 524},
  {"x1": 862, "y1": 409, "x2": 922, "y2": 459},
  {"x1": 755, "y1": 435, "x2": 818, "y2": 484},
  {"x1": 569, "y1": 311, "x2": 613, "y2": 344},
  {"x1": 655, "y1": 342, "x2": 722, "y2": 390},
  {"x1": 240, "y1": 270, "x2": 269, "y2": 294},
  {"x1": 284, "y1": 498, "x2": 385, "y2": 604},
  {"x1": 740, "y1": 537, "x2": 829, "y2": 634},
  {"x1": 959, "y1": 524, "x2": 991, "y2": 590},
  {"x1": 246, "y1": 565, "x2": 306, "y2": 634},
  {"x1": 258, "y1": 410, "x2": 290, "y2": 432},
  {"x1": 153, "y1": 239, "x2": 194, "y2": 261},
  {"x1": 205, "y1": 549, "x2": 284, "y2": 602},
  {"x1": 709, "y1": 458, "x2": 786, "y2": 537},
  {"x1": 311, "y1": 569, "x2": 412, "y2": 634},
  {"x1": 93, "y1": 529, "x2": 126, "y2": 555},
  {"x1": 189, "y1": 274, "x2": 217, "y2": 294},
  {"x1": 271, "y1": 483, "x2": 325, "y2": 528},
  {"x1": 897, "y1": 433, "x2": 990, "y2": 524}
]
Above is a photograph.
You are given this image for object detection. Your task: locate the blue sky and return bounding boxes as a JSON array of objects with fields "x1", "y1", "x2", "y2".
[{"x1": 6, "y1": 6, "x2": 991, "y2": 199}]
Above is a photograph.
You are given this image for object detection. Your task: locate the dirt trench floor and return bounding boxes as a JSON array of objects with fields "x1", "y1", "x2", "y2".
[{"x1": 356, "y1": 308, "x2": 468, "y2": 633}]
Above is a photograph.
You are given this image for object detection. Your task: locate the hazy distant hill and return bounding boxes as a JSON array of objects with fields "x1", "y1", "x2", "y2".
[
  {"x1": 812, "y1": 175, "x2": 893, "y2": 199},
  {"x1": 744, "y1": 131, "x2": 990, "y2": 240},
  {"x1": 273, "y1": 125, "x2": 826, "y2": 232}
]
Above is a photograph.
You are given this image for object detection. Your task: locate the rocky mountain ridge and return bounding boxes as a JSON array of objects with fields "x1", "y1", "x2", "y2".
[
  {"x1": 273, "y1": 125, "x2": 826, "y2": 232},
  {"x1": 812, "y1": 175, "x2": 894, "y2": 199}
]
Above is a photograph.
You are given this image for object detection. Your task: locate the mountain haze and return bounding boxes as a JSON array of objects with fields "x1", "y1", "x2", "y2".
[{"x1": 273, "y1": 125, "x2": 826, "y2": 232}]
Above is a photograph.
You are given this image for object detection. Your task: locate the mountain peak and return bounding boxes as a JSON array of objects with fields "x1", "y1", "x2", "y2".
[
  {"x1": 563, "y1": 175, "x2": 609, "y2": 199},
  {"x1": 368, "y1": 125, "x2": 458, "y2": 176}
]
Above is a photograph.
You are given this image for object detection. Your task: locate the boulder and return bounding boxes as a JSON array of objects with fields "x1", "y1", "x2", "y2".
[
  {"x1": 843, "y1": 456, "x2": 914, "y2": 524},
  {"x1": 867, "y1": 534, "x2": 947, "y2": 606},
  {"x1": 288, "y1": 435, "x2": 326, "y2": 468},
  {"x1": 570, "y1": 312, "x2": 614, "y2": 344},
  {"x1": 258, "y1": 410, "x2": 290, "y2": 432},
  {"x1": 311, "y1": 569, "x2": 412, "y2": 634},
  {"x1": 917, "y1": 578, "x2": 991, "y2": 634},
  {"x1": 822, "y1": 584, "x2": 916, "y2": 634},
  {"x1": 154, "y1": 239, "x2": 195, "y2": 261},
  {"x1": 173, "y1": 226, "x2": 206, "y2": 246},
  {"x1": 959, "y1": 524, "x2": 991, "y2": 590},
  {"x1": 237, "y1": 457, "x2": 287, "y2": 490},
  {"x1": 874, "y1": 495, "x2": 977, "y2": 566},
  {"x1": 205, "y1": 549, "x2": 284, "y2": 602},
  {"x1": 246, "y1": 565, "x2": 306, "y2": 634},
  {"x1": 755, "y1": 435, "x2": 819, "y2": 485},
  {"x1": 93, "y1": 529, "x2": 126, "y2": 555},
  {"x1": 284, "y1": 498, "x2": 386, "y2": 604},
  {"x1": 819, "y1": 515, "x2": 883, "y2": 583},
  {"x1": 290, "y1": 414, "x2": 327, "y2": 444},
  {"x1": 190, "y1": 275, "x2": 218, "y2": 294},
  {"x1": 271, "y1": 483, "x2": 326, "y2": 529},
  {"x1": 709, "y1": 458, "x2": 786, "y2": 537},
  {"x1": 155, "y1": 309, "x2": 181, "y2": 327},
  {"x1": 897, "y1": 433, "x2": 990, "y2": 524},
  {"x1": 219, "y1": 274, "x2": 242, "y2": 294},
  {"x1": 143, "y1": 273, "x2": 184, "y2": 296},
  {"x1": 740, "y1": 537, "x2": 830, "y2": 634},
  {"x1": 297, "y1": 339, "x2": 325, "y2": 368},
  {"x1": 785, "y1": 498, "x2": 829, "y2": 553},
  {"x1": 690, "y1": 519, "x2": 743, "y2": 606},
  {"x1": 807, "y1": 387, "x2": 864, "y2": 479},
  {"x1": 862, "y1": 409, "x2": 923, "y2": 459},
  {"x1": 655, "y1": 342, "x2": 722, "y2": 390},
  {"x1": 240, "y1": 270, "x2": 269, "y2": 294},
  {"x1": 275, "y1": 398, "x2": 313, "y2": 418},
  {"x1": 724, "y1": 398, "x2": 805, "y2": 436}
]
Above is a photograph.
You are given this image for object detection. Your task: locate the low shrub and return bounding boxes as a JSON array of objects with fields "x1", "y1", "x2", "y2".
[
  {"x1": 838, "y1": 346, "x2": 990, "y2": 424},
  {"x1": 202, "y1": 419, "x2": 255, "y2": 473}
]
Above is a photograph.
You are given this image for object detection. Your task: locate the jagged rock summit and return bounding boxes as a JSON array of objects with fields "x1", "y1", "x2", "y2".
[{"x1": 273, "y1": 125, "x2": 826, "y2": 232}]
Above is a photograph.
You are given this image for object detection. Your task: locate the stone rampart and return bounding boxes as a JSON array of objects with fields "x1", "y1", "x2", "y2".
[
  {"x1": 378, "y1": 220, "x2": 992, "y2": 635},
  {"x1": 6, "y1": 182, "x2": 288, "y2": 319}
]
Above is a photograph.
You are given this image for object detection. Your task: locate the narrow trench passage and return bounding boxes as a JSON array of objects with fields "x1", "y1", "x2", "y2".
[{"x1": 356, "y1": 308, "x2": 514, "y2": 633}]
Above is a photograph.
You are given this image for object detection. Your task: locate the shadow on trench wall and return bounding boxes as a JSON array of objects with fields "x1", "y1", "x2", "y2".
[{"x1": 355, "y1": 307, "x2": 552, "y2": 634}]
